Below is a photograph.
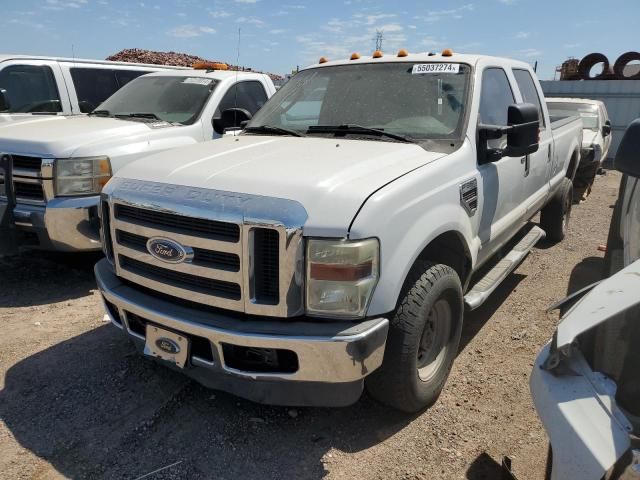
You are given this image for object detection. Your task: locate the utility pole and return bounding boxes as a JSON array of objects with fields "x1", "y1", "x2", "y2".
[{"x1": 375, "y1": 30, "x2": 383, "y2": 51}]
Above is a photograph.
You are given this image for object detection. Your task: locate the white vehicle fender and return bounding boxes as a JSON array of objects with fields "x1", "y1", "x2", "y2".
[{"x1": 349, "y1": 151, "x2": 477, "y2": 316}]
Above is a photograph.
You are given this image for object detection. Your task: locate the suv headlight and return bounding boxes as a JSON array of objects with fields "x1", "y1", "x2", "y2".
[
  {"x1": 54, "y1": 156, "x2": 112, "y2": 196},
  {"x1": 306, "y1": 238, "x2": 379, "y2": 319}
]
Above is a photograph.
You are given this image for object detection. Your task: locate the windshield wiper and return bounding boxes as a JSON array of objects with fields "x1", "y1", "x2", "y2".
[
  {"x1": 89, "y1": 109, "x2": 111, "y2": 117},
  {"x1": 307, "y1": 124, "x2": 415, "y2": 143},
  {"x1": 115, "y1": 112, "x2": 161, "y2": 120},
  {"x1": 244, "y1": 125, "x2": 305, "y2": 137}
]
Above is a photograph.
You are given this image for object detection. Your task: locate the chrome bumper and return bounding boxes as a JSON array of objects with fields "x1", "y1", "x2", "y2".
[
  {"x1": 95, "y1": 259, "x2": 389, "y2": 406},
  {"x1": 1, "y1": 195, "x2": 101, "y2": 251}
]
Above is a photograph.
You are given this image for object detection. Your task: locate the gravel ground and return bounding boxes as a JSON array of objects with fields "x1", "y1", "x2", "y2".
[{"x1": 0, "y1": 170, "x2": 621, "y2": 480}]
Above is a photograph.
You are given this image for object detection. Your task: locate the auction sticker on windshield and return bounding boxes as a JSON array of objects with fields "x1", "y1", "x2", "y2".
[
  {"x1": 412, "y1": 63, "x2": 460, "y2": 74},
  {"x1": 183, "y1": 77, "x2": 213, "y2": 85}
]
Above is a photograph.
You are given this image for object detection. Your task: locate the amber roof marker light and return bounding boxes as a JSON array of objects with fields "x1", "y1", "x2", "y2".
[
  {"x1": 192, "y1": 61, "x2": 229, "y2": 70},
  {"x1": 350, "y1": 52, "x2": 361, "y2": 60},
  {"x1": 397, "y1": 49, "x2": 409, "y2": 57},
  {"x1": 319, "y1": 56, "x2": 329, "y2": 64},
  {"x1": 441, "y1": 48, "x2": 454, "y2": 57},
  {"x1": 373, "y1": 50, "x2": 383, "y2": 58}
]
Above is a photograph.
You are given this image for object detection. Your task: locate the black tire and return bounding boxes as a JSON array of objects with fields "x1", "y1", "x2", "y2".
[
  {"x1": 365, "y1": 262, "x2": 463, "y2": 413},
  {"x1": 540, "y1": 178, "x2": 573, "y2": 243},
  {"x1": 544, "y1": 445, "x2": 553, "y2": 480}
]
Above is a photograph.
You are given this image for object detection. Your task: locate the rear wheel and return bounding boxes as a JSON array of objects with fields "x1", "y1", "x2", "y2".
[
  {"x1": 541, "y1": 178, "x2": 573, "y2": 243},
  {"x1": 366, "y1": 262, "x2": 463, "y2": 412}
]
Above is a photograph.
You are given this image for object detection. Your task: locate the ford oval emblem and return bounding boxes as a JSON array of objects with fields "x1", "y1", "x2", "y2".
[
  {"x1": 156, "y1": 337, "x2": 181, "y2": 355},
  {"x1": 146, "y1": 237, "x2": 193, "y2": 264}
]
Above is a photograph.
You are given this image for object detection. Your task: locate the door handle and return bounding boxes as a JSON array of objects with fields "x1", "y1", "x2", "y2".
[{"x1": 521, "y1": 156, "x2": 530, "y2": 177}]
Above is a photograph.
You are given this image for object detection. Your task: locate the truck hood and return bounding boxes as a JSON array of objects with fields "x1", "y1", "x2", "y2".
[
  {"x1": 0, "y1": 113, "x2": 61, "y2": 128},
  {"x1": 556, "y1": 259, "x2": 640, "y2": 349},
  {"x1": 0, "y1": 116, "x2": 172, "y2": 158},
  {"x1": 115, "y1": 135, "x2": 445, "y2": 236}
]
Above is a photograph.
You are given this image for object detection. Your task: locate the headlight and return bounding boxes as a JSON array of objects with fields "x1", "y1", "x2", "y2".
[
  {"x1": 306, "y1": 238, "x2": 379, "y2": 319},
  {"x1": 54, "y1": 156, "x2": 112, "y2": 196}
]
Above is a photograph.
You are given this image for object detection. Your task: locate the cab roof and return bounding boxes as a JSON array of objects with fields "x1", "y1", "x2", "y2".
[
  {"x1": 0, "y1": 54, "x2": 190, "y2": 70},
  {"x1": 142, "y1": 69, "x2": 269, "y2": 80},
  {"x1": 305, "y1": 52, "x2": 533, "y2": 72}
]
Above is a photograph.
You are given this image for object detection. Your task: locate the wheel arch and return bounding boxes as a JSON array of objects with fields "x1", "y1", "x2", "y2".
[{"x1": 566, "y1": 148, "x2": 581, "y2": 181}]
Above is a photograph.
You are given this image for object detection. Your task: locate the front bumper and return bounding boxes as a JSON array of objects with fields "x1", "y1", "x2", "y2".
[
  {"x1": 95, "y1": 259, "x2": 389, "y2": 407},
  {"x1": 0, "y1": 195, "x2": 101, "y2": 252},
  {"x1": 579, "y1": 144, "x2": 603, "y2": 168}
]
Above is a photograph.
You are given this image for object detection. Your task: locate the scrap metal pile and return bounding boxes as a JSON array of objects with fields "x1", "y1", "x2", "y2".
[{"x1": 106, "y1": 48, "x2": 283, "y2": 81}]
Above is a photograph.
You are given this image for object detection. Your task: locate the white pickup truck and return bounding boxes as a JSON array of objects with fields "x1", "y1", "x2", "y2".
[
  {"x1": 0, "y1": 66, "x2": 275, "y2": 254},
  {"x1": 547, "y1": 97, "x2": 612, "y2": 201},
  {"x1": 0, "y1": 55, "x2": 184, "y2": 125},
  {"x1": 95, "y1": 51, "x2": 582, "y2": 411}
]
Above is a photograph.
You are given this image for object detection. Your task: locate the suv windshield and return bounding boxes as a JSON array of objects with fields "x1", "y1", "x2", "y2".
[
  {"x1": 95, "y1": 75, "x2": 218, "y2": 125},
  {"x1": 248, "y1": 62, "x2": 471, "y2": 144},
  {"x1": 548, "y1": 102, "x2": 599, "y2": 130}
]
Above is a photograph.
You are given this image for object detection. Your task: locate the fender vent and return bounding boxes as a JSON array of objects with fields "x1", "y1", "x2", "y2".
[{"x1": 460, "y1": 179, "x2": 478, "y2": 214}]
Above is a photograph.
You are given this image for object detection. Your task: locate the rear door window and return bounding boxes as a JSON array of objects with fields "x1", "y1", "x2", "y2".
[
  {"x1": 0, "y1": 64, "x2": 62, "y2": 113},
  {"x1": 70, "y1": 68, "x2": 119, "y2": 113},
  {"x1": 512, "y1": 69, "x2": 545, "y2": 127}
]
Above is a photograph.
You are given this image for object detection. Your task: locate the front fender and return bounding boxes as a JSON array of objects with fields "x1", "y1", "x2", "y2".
[{"x1": 349, "y1": 162, "x2": 476, "y2": 316}]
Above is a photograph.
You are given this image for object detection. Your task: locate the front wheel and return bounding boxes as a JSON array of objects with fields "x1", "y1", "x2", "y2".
[{"x1": 366, "y1": 262, "x2": 463, "y2": 412}]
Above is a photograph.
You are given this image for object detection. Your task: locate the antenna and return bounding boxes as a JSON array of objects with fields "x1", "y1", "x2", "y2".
[
  {"x1": 375, "y1": 31, "x2": 383, "y2": 51},
  {"x1": 71, "y1": 44, "x2": 75, "y2": 62}
]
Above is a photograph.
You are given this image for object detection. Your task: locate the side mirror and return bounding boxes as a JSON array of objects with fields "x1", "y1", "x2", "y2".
[
  {"x1": 0, "y1": 89, "x2": 10, "y2": 112},
  {"x1": 478, "y1": 102, "x2": 539, "y2": 163},
  {"x1": 602, "y1": 123, "x2": 612, "y2": 137},
  {"x1": 212, "y1": 108, "x2": 252, "y2": 135},
  {"x1": 614, "y1": 119, "x2": 640, "y2": 178}
]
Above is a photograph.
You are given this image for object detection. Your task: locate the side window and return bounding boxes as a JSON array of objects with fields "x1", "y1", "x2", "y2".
[
  {"x1": 216, "y1": 81, "x2": 268, "y2": 117},
  {"x1": 479, "y1": 68, "x2": 515, "y2": 126},
  {"x1": 513, "y1": 69, "x2": 546, "y2": 127},
  {"x1": 0, "y1": 64, "x2": 62, "y2": 113},
  {"x1": 115, "y1": 70, "x2": 149, "y2": 88},
  {"x1": 70, "y1": 68, "x2": 119, "y2": 113}
]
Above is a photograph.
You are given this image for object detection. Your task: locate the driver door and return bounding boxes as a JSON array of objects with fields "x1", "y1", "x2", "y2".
[{"x1": 476, "y1": 67, "x2": 527, "y2": 265}]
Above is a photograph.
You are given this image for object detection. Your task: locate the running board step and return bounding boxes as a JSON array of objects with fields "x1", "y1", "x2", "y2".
[{"x1": 464, "y1": 226, "x2": 546, "y2": 311}]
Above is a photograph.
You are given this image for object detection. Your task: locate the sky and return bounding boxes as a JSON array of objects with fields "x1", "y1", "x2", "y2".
[{"x1": 2, "y1": 0, "x2": 639, "y2": 79}]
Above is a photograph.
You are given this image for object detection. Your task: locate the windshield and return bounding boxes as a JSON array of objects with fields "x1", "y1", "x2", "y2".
[
  {"x1": 547, "y1": 102, "x2": 600, "y2": 130},
  {"x1": 95, "y1": 75, "x2": 218, "y2": 125},
  {"x1": 248, "y1": 62, "x2": 471, "y2": 143}
]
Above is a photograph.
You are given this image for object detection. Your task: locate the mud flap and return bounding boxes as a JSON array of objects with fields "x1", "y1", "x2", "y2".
[{"x1": 0, "y1": 154, "x2": 19, "y2": 256}]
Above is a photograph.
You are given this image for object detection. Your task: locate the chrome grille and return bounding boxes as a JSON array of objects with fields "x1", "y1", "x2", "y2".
[
  {"x1": 0, "y1": 154, "x2": 52, "y2": 204},
  {"x1": 102, "y1": 178, "x2": 307, "y2": 318}
]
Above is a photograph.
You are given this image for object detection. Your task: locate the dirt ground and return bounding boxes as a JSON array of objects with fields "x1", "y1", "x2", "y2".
[{"x1": 0, "y1": 170, "x2": 621, "y2": 480}]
